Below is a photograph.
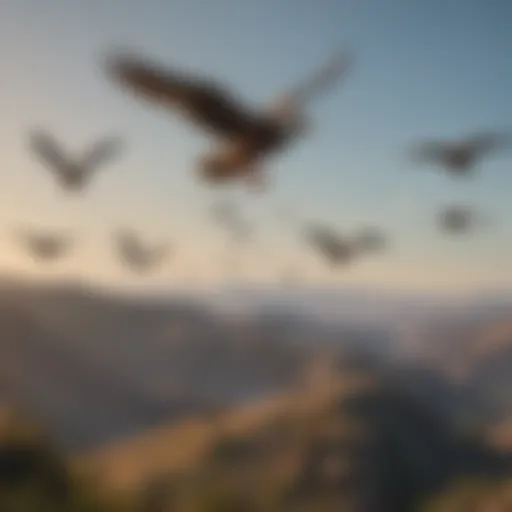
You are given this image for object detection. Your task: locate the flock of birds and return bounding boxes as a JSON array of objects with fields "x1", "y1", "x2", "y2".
[{"x1": 16, "y1": 46, "x2": 512, "y2": 279}]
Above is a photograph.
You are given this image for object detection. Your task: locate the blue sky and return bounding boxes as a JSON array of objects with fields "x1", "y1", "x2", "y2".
[{"x1": 0, "y1": 0, "x2": 511, "y2": 291}]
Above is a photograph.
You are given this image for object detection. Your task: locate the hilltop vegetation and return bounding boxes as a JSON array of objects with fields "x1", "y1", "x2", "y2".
[{"x1": 0, "y1": 408, "x2": 131, "y2": 512}]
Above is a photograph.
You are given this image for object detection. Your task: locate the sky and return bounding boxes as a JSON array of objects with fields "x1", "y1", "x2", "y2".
[{"x1": 0, "y1": 0, "x2": 511, "y2": 293}]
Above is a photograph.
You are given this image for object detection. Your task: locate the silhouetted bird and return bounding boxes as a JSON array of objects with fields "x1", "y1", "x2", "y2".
[
  {"x1": 438, "y1": 205, "x2": 482, "y2": 234},
  {"x1": 105, "y1": 48, "x2": 351, "y2": 191},
  {"x1": 411, "y1": 131, "x2": 510, "y2": 176},
  {"x1": 114, "y1": 229, "x2": 170, "y2": 273},
  {"x1": 304, "y1": 224, "x2": 358, "y2": 267},
  {"x1": 28, "y1": 130, "x2": 123, "y2": 191},
  {"x1": 304, "y1": 223, "x2": 386, "y2": 267},
  {"x1": 16, "y1": 229, "x2": 72, "y2": 262}
]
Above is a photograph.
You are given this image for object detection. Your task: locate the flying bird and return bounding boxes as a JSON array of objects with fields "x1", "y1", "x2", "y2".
[
  {"x1": 437, "y1": 205, "x2": 484, "y2": 235},
  {"x1": 304, "y1": 224, "x2": 357, "y2": 267},
  {"x1": 304, "y1": 223, "x2": 386, "y2": 268},
  {"x1": 16, "y1": 229, "x2": 72, "y2": 262},
  {"x1": 410, "y1": 131, "x2": 511, "y2": 177},
  {"x1": 114, "y1": 229, "x2": 170, "y2": 273},
  {"x1": 28, "y1": 130, "x2": 123, "y2": 191},
  {"x1": 105, "y1": 48, "x2": 351, "y2": 191}
]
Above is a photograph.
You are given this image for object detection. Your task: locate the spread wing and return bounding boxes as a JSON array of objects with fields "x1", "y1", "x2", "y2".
[
  {"x1": 28, "y1": 130, "x2": 72, "y2": 176},
  {"x1": 465, "y1": 132, "x2": 511, "y2": 155},
  {"x1": 353, "y1": 227, "x2": 386, "y2": 254},
  {"x1": 409, "y1": 141, "x2": 451, "y2": 164},
  {"x1": 267, "y1": 49, "x2": 352, "y2": 115},
  {"x1": 81, "y1": 137, "x2": 123, "y2": 172},
  {"x1": 106, "y1": 52, "x2": 262, "y2": 138}
]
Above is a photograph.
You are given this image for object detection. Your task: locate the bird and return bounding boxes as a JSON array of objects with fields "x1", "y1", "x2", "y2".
[
  {"x1": 113, "y1": 229, "x2": 170, "y2": 273},
  {"x1": 304, "y1": 223, "x2": 358, "y2": 267},
  {"x1": 304, "y1": 223, "x2": 386, "y2": 268},
  {"x1": 105, "y1": 48, "x2": 351, "y2": 191},
  {"x1": 410, "y1": 131, "x2": 511, "y2": 177},
  {"x1": 15, "y1": 229, "x2": 72, "y2": 262},
  {"x1": 28, "y1": 130, "x2": 123, "y2": 191},
  {"x1": 437, "y1": 205, "x2": 483, "y2": 235}
]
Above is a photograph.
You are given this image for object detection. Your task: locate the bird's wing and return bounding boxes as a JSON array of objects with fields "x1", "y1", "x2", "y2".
[
  {"x1": 410, "y1": 141, "x2": 449, "y2": 163},
  {"x1": 466, "y1": 132, "x2": 511, "y2": 155},
  {"x1": 26, "y1": 232, "x2": 66, "y2": 257},
  {"x1": 28, "y1": 131, "x2": 72, "y2": 175},
  {"x1": 106, "y1": 53, "x2": 262, "y2": 138},
  {"x1": 305, "y1": 224, "x2": 342, "y2": 261},
  {"x1": 353, "y1": 227, "x2": 386, "y2": 254},
  {"x1": 266, "y1": 49, "x2": 352, "y2": 115},
  {"x1": 81, "y1": 137, "x2": 123, "y2": 172}
]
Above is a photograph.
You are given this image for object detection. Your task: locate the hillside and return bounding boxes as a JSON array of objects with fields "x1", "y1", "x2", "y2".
[
  {"x1": 1, "y1": 278, "x2": 512, "y2": 509},
  {"x1": 79, "y1": 367, "x2": 512, "y2": 511},
  {"x1": 0, "y1": 277, "x2": 442, "y2": 452}
]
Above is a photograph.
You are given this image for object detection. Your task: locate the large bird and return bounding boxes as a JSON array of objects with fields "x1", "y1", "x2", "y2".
[
  {"x1": 16, "y1": 229, "x2": 72, "y2": 262},
  {"x1": 114, "y1": 229, "x2": 170, "y2": 273},
  {"x1": 304, "y1": 223, "x2": 386, "y2": 267},
  {"x1": 410, "y1": 131, "x2": 511, "y2": 177},
  {"x1": 28, "y1": 130, "x2": 123, "y2": 191},
  {"x1": 105, "y1": 49, "x2": 351, "y2": 190}
]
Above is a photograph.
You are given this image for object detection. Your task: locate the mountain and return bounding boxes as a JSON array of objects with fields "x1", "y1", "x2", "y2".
[
  {"x1": 0, "y1": 276, "x2": 511, "y2": 456},
  {"x1": 0, "y1": 278, "x2": 401, "y2": 453},
  {"x1": 79, "y1": 366, "x2": 512, "y2": 511}
]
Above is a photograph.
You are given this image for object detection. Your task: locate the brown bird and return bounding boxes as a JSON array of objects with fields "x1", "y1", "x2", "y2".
[
  {"x1": 114, "y1": 229, "x2": 170, "y2": 274},
  {"x1": 16, "y1": 229, "x2": 72, "y2": 262},
  {"x1": 28, "y1": 130, "x2": 123, "y2": 191},
  {"x1": 410, "y1": 131, "x2": 511, "y2": 176},
  {"x1": 105, "y1": 48, "x2": 351, "y2": 191}
]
